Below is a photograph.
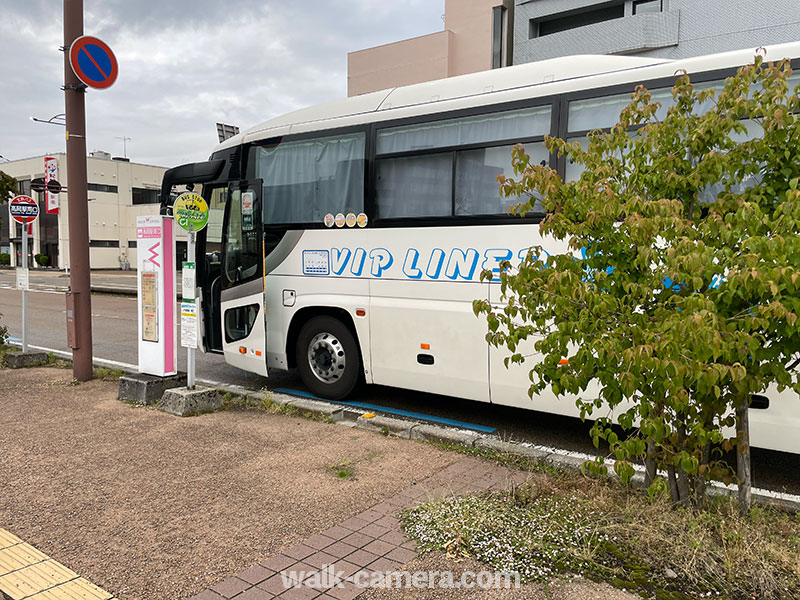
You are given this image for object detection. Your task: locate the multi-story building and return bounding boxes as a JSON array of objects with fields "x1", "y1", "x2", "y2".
[
  {"x1": 349, "y1": 0, "x2": 798, "y2": 96},
  {"x1": 347, "y1": 0, "x2": 514, "y2": 96},
  {"x1": 514, "y1": 0, "x2": 800, "y2": 63},
  {"x1": 0, "y1": 152, "x2": 177, "y2": 270}
]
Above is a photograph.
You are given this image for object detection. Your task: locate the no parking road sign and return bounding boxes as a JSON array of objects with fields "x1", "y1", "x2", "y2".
[
  {"x1": 9, "y1": 195, "x2": 39, "y2": 225},
  {"x1": 69, "y1": 35, "x2": 118, "y2": 90}
]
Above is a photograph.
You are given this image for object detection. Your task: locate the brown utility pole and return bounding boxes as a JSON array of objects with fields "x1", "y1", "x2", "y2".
[{"x1": 63, "y1": 0, "x2": 93, "y2": 381}]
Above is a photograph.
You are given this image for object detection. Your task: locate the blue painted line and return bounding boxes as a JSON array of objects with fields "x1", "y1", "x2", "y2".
[{"x1": 275, "y1": 388, "x2": 497, "y2": 434}]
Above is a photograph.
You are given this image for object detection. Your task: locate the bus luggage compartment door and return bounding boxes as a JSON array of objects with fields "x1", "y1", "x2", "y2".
[{"x1": 220, "y1": 280, "x2": 268, "y2": 376}]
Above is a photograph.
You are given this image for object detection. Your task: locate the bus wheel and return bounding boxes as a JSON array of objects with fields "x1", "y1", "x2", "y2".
[{"x1": 296, "y1": 316, "x2": 360, "y2": 400}]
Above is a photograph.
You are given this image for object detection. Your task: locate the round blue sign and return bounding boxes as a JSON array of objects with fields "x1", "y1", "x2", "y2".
[{"x1": 69, "y1": 35, "x2": 118, "y2": 90}]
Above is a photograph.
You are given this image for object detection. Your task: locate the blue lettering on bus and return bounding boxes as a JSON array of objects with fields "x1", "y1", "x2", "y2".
[
  {"x1": 351, "y1": 248, "x2": 367, "y2": 276},
  {"x1": 369, "y1": 248, "x2": 393, "y2": 277},
  {"x1": 402, "y1": 249, "x2": 423, "y2": 279}
]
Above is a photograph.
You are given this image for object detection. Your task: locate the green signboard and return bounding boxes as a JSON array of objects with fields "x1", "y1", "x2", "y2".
[{"x1": 174, "y1": 193, "x2": 209, "y2": 232}]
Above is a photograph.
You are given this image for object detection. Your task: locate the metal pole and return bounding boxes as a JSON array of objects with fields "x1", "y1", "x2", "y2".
[
  {"x1": 187, "y1": 225, "x2": 195, "y2": 390},
  {"x1": 64, "y1": 0, "x2": 93, "y2": 381},
  {"x1": 21, "y1": 224, "x2": 28, "y2": 353}
]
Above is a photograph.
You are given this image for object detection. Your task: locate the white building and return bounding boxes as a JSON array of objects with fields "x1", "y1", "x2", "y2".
[{"x1": 1, "y1": 152, "x2": 188, "y2": 269}]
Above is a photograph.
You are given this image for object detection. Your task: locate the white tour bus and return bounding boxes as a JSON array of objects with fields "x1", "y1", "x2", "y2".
[{"x1": 160, "y1": 42, "x2": 800, "y2": 455}]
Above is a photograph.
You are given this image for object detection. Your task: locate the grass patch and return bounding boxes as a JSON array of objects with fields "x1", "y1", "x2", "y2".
[
  {"x1": 220, "y1": 390, "x2": 335, "y2": 423},
  {"x1": 401, "y1": 474, "x2": 800, "y2": 599},
  {"x1": 325, "y1": 450, "x2": 382, "y2": 482},
  {"x1": 93, "y1": 366, "x2": 125, "y2": 381},
  {"x1": 327, "y1": 460, "x2": 355, "y2": 480},
  {"x1": 427, "y1": 438, "x2": 567, "y2": 479}
]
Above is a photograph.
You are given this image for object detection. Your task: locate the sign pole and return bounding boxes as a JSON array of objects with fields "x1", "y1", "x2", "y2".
[
  {"x1": 187, "y1": 224, "x2": 196, "y2": 390},
  {"x1": 21, "y1": 224, "x2": 28, "y2": 353},
  {"x1": 10, "y1": 195, "x2": 38, "y2": 355},
  {"x1": 174, "y1": 192, "x2": 207, "y2": 389},
  {"x1": 64, "y1": 0, "x2": 93, "y2": 381}
]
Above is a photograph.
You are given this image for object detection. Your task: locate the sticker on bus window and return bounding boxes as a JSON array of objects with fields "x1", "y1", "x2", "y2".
[
  {"x1": 324, "y1": 213, "x2": 335, "y2": 228},
  {"x1": 357, "y1": 213, "x2": 368, "y2": 228},
  {"x1": 345, "y1": 213, "x2": 356, "y2": 227},
  {"x1": 242, "y1": 191, "x2": 254, "y2": 231},
  {"x1": 302, "y1": 250, "x2": 330, "y2": 275},
  {"x1": 335, "y1": 213, "x2": 345, "y2": 228}
]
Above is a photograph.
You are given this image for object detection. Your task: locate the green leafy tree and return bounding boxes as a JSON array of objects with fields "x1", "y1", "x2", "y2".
[
  {"x1": 0, "y1": 169, "x2": 17, "y2": 201},
  {"x1": 476, "y1": 55, "x2": 800, "y2": 511}
]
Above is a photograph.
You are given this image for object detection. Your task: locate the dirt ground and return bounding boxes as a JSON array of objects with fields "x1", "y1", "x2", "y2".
[
  {"x1": 0, "y1": 367, "x2": 637, "y2": 600},
  {"x1": 0, "y1": 367, "x2": 455, "y2": 599}
]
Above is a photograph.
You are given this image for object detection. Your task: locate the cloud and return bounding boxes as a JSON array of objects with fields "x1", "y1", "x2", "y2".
[{"x1": 0, "y1": 0, "x2": 444, "y2": 166}]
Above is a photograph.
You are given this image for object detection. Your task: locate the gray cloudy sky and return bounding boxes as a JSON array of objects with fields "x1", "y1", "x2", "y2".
[{"x1": 0, "y1": 0, "x2": 444, "y2": 167}]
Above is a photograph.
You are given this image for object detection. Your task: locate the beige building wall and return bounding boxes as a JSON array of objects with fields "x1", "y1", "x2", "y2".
[
  {"x1": 348, "y1": 31, "x2": 454, "y2": 97},
  {"x1": 445, "y1": 0, "x2": 501, "y2": 76},
  {"x1": 1, "y1": 153, "x2": 171, "y2": 270},
  {"x1": 347, "y1": 0, "x2": 512, "y2": 96}
]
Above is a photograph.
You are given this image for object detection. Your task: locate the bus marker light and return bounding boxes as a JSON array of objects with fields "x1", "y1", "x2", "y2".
[
  {"x1": 239, "y1": 346, "x2": 247, "y2": 354},
  {"x1": 420, "y1": 343, "x2": 430, "y2": 350},
  {"x1": 356, "y1": 309, "x2": 366, "y2": 317},
  {"x1": 255, "y1": 350, "x2": 262, "y2": 356}
]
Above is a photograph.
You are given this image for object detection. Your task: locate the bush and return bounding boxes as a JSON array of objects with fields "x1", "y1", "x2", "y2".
[
  {"x1": 0, "y1": 253, "x2": 9, "y2": 266},
  {"x1": 34, "y1": 254, "x2": 49, "y2": 267}
]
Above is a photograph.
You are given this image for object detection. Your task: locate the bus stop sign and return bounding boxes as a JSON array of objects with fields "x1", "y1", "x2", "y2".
[
  {"x1": 9, "y1": 195, "x2": 39, "y2": 225},
  {"x1": 174, "y1": 193, "x2": 209, "y2": 232},
  {"x1": 69, "y1": 35, "x2": 118, "y2": 89}
]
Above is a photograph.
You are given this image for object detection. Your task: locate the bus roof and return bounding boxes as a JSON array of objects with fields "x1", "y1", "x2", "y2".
[{"x1": 214, "y1": 41, "x2": 800, "y2": 154}]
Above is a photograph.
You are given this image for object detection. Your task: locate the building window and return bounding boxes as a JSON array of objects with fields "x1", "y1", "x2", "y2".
[
  {"x1": 492, "y1": 5, "x2": 506, "y2": 69},
  {"x1": 88, "y1": 183, "x2": 119, "y2": 193},
  {"x1": 633, "y1": 0, "x2": 662, "y2": 14},
  {"x1": 529, "y1": 2, "x2": 625, "y2": 38},
  {"x1": 89, "y1": 240, "x2": 120, "y2": 248},
  {"x1": 132, "y1": 187, "x2": 159, "y2": 205}
]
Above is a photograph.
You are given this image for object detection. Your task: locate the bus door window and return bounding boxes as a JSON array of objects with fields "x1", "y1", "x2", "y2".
[{"x1": 223, "y1": 186, "x2": 262, "y2": 287}]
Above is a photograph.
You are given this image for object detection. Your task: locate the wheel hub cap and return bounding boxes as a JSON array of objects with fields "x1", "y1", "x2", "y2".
[{"x1": 307, "y1": 332, "x2": 345, "y2": 384}]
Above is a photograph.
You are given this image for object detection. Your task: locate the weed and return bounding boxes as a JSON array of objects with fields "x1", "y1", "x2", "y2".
[
  {"x1": 402, "y1": 472, "x2": 800, "y2": 599},
  {"x1": 426, "y1": 438, "x2": 566, "y2": 478},
  {"x1": 93, "y1": 367, "x2": 124, "y2": 381},
  {"x1": 380, "y1": 426, "x2": 390, "y2": 436},
  {"x1": 327, "y1": 460, "x2": 355, "y2": 480}
]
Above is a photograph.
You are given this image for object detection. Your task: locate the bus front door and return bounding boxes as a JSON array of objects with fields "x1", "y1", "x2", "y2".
[{"x1": 219, "y1": 180, "x2": 268, "y2": 376}]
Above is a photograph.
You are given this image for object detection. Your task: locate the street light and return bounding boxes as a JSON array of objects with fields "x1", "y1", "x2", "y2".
[{"x1": 29, "y1": 114, "x2": 66, "y2": 126}]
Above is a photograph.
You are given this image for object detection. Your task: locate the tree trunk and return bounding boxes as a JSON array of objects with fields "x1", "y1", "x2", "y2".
[
  {"x1": 645, "y1": 438, "x2": 657, "y2": 488},
  {"x1": 675, "y1": 424, "x2": 691, "y2": 506},
  {"x1": 693, "y1": 442, "x2": 712, "y2": 511},
  {"x1": 736, "y1": 395, "x2": 752, "y2": 514},
  {"x1": 667, "y1": 464, "x2": 680, "y2": 504}
]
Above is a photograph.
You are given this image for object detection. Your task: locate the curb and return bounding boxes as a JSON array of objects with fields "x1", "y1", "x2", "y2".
[{"x1": 9, "y1": 342, "x2": 800, "y2": 513}]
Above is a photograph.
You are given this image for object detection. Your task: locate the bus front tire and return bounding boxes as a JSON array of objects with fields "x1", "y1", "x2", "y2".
[{"x1": 296, "y1": 316, "x2": 360, "y2": 400}]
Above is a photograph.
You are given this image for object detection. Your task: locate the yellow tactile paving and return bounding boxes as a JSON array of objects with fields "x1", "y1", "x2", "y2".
[
  {"x1": 0, "y1": 528, "x2": 115, "y2": 600},
  {"x1": 28, "y1": 578, "x2": 114, "y2": 600},
  {"x1": 0, "y1": 529, "x2": 23, "y2": 550},
  {"x1": 0, "y1": 559, "x2": 79, "y2": 599},
  {"x1": 0, "y1": 543, "x2": 49, "y2": 576}
]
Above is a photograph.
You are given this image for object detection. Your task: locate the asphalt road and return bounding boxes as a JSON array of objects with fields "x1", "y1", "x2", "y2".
[{"x1": 1, "y1": 279, "x2": 798, "y2": 496}]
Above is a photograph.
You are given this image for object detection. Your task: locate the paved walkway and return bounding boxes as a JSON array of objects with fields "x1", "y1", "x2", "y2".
[
  {"x1": 190, "y1": 457, "x2": 527, "y2": 600},
  {"x1": 0, "y1": 528, "x2": 115, "y2": 600}
]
